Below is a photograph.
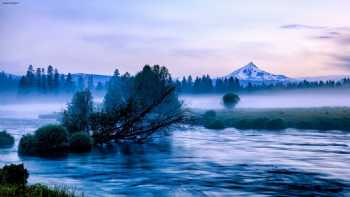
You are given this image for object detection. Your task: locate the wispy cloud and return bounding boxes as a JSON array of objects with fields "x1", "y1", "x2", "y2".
[
  {"x1": 280, "y1": 24, "x2": 327, "y2": 30},
  {"x1": 282, "y1": 23, "x2": 350, "y2": 71}
]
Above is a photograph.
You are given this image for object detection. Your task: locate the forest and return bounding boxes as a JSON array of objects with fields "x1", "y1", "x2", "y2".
[{"x1": 1, "y1": 65, "x2": 350, "y2": 96}]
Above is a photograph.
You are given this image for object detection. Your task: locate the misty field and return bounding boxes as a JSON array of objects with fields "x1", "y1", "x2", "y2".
[{"x1": 194, "y1": 107, "x2": 350, "y2": 131}]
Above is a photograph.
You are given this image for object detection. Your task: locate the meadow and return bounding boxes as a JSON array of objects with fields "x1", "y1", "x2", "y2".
[{"x1": 194, "y1": 107, "x2": 350, "y2": 131}]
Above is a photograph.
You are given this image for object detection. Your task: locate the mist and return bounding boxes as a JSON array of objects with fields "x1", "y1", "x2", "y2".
[
  {"x1": 0, "y1": 89, "x2": 348, "y2": 120},
  {"x1": 0, "y1": 93, "x2": 105, "y2": 119},
  {"x1": 180, "y1": 89, "x2": 350, "y2": 110}
]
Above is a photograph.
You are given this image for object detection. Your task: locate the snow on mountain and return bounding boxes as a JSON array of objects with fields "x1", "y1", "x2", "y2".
[{"x1": 224, "y1": 62, "x2": 292, "y2": 82}]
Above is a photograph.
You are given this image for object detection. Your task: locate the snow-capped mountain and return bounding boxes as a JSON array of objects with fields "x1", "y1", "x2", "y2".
[{"x1": 224, "y1": 62, "x2": 292, "y2": 83}]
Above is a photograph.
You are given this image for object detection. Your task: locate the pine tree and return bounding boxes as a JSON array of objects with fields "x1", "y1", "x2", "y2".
[
  {"x1": 47, "y1": 65, "x2": 54, "y2": 92},
  {"x1": 54, "y1": 68, "x2": 60, "y2": 93},
  {"x1": 87, "y1": 75, "x2": 94, "y2": 90}
]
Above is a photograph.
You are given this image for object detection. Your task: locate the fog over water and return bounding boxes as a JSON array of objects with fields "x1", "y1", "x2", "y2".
[{"x1": 1, "y1": 91, "x2": 349, "y2": 119}]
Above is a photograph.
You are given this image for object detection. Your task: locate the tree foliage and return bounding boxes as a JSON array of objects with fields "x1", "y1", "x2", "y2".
[
  {"x1": 92, "y1": 65, "x2": 183, "y2": 144},
  {"x1": 69, "y1": 132, "x2": 93, "y2": 153},
  {"x1": 62, "y1": 90, "x2": 93, "y2": 133},
  {"x1": 19, "y1": 125, "x2": 69, "y2": 156},
  {"x1": 0, "y1": 164, "x2": 29, "y2": 186},
  {"x1": 0, "y1": 131, "x2": 15, "y2": 148},
  {"x1": 222, "y1": 92, "x2": 240, "y2": 109}
]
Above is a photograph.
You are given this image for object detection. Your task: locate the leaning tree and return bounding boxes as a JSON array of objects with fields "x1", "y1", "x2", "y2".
[{"x1": 69, "y1": 65, "x2": 185, "y2": 144}]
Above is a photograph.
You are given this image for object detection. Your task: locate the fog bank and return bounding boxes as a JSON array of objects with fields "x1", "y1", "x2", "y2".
[{"x1": 181, "y1": 90, "x2": 350, "y2": 110}]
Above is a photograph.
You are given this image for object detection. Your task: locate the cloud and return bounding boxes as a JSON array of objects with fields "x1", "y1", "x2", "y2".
[
  {"x1": 282, "y1": 23, "x2": 350, "y2": 71},
  {"x1": 330, "y1": 54, "x2": 350, "y2": 70},
  {"x1": 280, "y1": 24, "x2": 327, "y2": 30}
]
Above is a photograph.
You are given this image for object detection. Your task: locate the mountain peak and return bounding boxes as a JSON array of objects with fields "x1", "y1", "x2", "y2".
[
  {"x1": 224, "y1": 62, "x2": 291, "y2": 82},
  {"x1": 245, "y1": 62, "x2": 257, "y2": 68}
]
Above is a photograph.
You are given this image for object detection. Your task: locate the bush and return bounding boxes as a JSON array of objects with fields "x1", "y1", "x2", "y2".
[
  {"x1": 236, "y1": 120, "x2": 250, "y2": 129},
  {"x1": 35, "y1": 124, "x2": 69, "y2": 155},
  {"x1": 266, "y1": 118, "x2": 286, "y2": 130},
  {"x1": 0, "y1": 165, "x2": 78, "y2": 197},
  {"x1": 69, "y1": 132, "x2": 93, "y2": 153},
  {"x1": 205, "y1": 119, "x2": 225, "y2": 130},
  {"x1": 18, "y1": 124, "x2": 69, "y2": 156},
  {"x1": 251, "y1": 118, "x2": 269, "y2": 129},
  {"x1": 203, "y1": 110, "x2": 216, "y2": 120},
  {"x1": 0, "y1": 164, "x2": 28, "y2": 186},
  {"x1": 18, "y1": 134, "x2": 37, "y2": 155},
  {"x1": 0, "y1": 130, "x2": 15, "y2": 148},
  {"x1": 222, "y1": 92, "x2": 240, "y2": 109}
]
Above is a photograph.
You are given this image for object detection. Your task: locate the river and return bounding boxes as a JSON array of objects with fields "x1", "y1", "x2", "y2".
[{"x1": 0, "y1": 97, "x2": 350, "y2": 196}]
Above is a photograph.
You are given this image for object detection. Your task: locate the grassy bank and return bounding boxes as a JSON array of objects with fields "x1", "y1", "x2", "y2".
[
  {"x1": 0, "y1": 164, "x2": 81, "y2": 197},
  {"x1": 0, "y1": 184, "x2": 79, "y2": 197},
  {"x1": 191, "y1": 107, "x2": 350, "y2": 131}
]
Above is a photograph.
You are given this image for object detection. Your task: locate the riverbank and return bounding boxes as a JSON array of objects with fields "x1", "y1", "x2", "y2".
[
  {"x1": 189, "y1": 107, "x2": 350, "y2": 131},
  {"x1": 0, "y1": 184, "x2": 79, "y2": 197}
]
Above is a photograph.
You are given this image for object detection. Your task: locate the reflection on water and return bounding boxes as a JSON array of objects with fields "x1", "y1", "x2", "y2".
[{"x1": 0, "y1": 117, "x2": 349, "y2": 196}]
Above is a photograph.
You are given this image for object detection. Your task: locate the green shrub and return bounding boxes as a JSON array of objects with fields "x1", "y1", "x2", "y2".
[
  {"x1": 69, "y1": 132, "x2": 93, "y2": 153},
  {"x1": 205, "y1": 119, "x2": 225, "y2": 130},
  {"x1": 0, "y1": 130, "x2": 15, "y2": 148},
  {"x1": 203, "y1": 110, "x2": 216, "y2": 119},
  {"x1": 251, "y1": 118, "x2": 269, "y2": 129},
  {"x1": 35, "y1": 124, "x2": 69, "y2": 155},
  {"x1": 222, "y1": 92, "x2": 240, "y2": 109},
  {"x1": 0, "y1": 164, "x2": 28, "y2": 186},
  {"x1": 18, "y1": 134, "x2": 37, "y2": 155},
  {"x1": 266, "y1": 118, "x2": 286, "y2": 130},
  {"x1": 18, "y1": 124, "x2": 69, "y2": 156},
  {"x1": 236, "y1": 120, "x2": 250, "y2": 129},
  {"x1": 0, "y1": 165, "x2": 80, "y2": 197}
]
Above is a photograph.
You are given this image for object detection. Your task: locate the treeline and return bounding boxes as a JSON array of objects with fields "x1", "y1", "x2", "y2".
[
  {"x1": 18, "y1": 65, "x2": 107, "y2": 94},
  {"x1": 0, "y1": 71, "x2": 18, "y2": 93},
  {"x1": 175, "y1": 76, "x2": 240, "y2": 94},
  {"x1": 175, "y1": 75, "x2": 350, "y2": 94},
  {"x1": 3, "y1": 65, "x2": 350, "y2": 95}
]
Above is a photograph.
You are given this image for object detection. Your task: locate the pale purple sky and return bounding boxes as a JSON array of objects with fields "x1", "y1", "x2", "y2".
[{"x1": 1, "y1": 0, "x2": 350, "y2": 77}]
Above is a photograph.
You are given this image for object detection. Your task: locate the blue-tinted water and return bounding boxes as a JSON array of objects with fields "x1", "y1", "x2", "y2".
[{"x1": 1, "y1": 116, "x2": 349, "y2": 196}]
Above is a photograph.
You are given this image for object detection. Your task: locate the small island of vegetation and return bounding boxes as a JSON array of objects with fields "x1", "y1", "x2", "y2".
[{"x1": 0, "y1": 130, "x2": 15, "y2": 148}]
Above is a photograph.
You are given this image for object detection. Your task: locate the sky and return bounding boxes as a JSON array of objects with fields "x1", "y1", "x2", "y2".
[{"x1": 1, "y1": 0, "x2": 350, "y2": 78}]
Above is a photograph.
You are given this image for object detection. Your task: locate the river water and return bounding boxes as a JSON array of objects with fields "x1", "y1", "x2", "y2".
[{"x1": 0, "y1": 98, "x2": 350, "y2": 196}]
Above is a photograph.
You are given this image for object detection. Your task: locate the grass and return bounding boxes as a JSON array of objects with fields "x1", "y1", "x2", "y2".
[
  {"x1": 0, "y1": 184, "x2": 81, "y2": 197},
  {"x1": 193, "y1": 107, "x2": 350, "y2": 131}
]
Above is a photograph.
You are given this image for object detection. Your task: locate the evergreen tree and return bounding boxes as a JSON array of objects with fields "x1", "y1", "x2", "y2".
[
  {"x1": 54, "y1": 68, "x2": 60, "y2": 93},
  {"x1": 87, "y1": 75, "x2": 94, "y2": 90},
  {"x1": 104, "y1": 69, "x2": 125, "y2": 112},
  {"x1": 62, "y1": 90, "x2": 93, "y2": 133},
  {"x1": 65, "y1": 73, "x2": 75, "y2": 93},
  {"x1": 47, "y1": 65, "x2": 54, "y2": 92},
  {"x1": 77, "y1": 76, "x2": 85, "y2": 91}
]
